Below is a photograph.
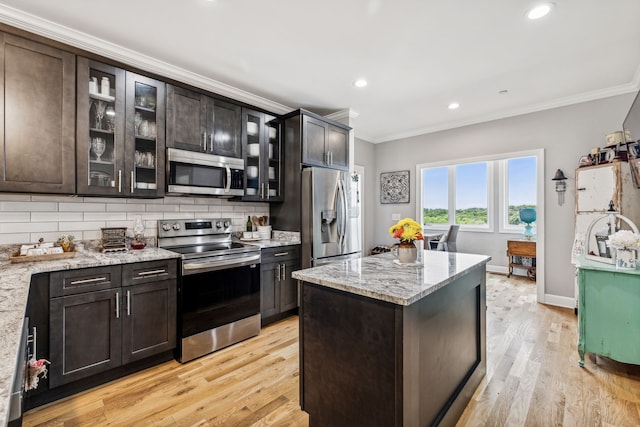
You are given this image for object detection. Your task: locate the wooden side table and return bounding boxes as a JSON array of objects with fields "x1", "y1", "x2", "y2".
[{"x1": 506, "y1": 240, "x2": 536, "y2": 280}]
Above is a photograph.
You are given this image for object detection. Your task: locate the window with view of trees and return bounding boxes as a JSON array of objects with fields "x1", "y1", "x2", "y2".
[
  {"x1": 421, "y1": 162, "x2": 490, "y2": 229},
  {"x1": 505, "y1": 156, "x2": 537, "y2": 228},
  {"x1": 419, "y1": 154, "x2": 537, "y2": 232}
]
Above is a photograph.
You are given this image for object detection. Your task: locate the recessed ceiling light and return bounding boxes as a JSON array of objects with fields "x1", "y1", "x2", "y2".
[
  {"x1": 527, "y1": 3, "x2": 553, "y2": 20},
  {"x1": 448, "y1": 102, "x2": 460, "y2": 110},
  {"x1": 354, "y1": 79, "x2": 368, "y2": 88}
]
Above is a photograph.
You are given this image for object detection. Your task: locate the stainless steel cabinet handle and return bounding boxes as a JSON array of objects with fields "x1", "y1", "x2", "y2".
[
  {"x1": 131, "y1": 171, "x2": 135, "y2": 193},
  {"x1": 275, "y1": 265, "x2": 280, "y2": 281},
  {"x1": 126, "y1": 290, "x2": 131, "y2": 316},
  {"x1": 138, "y1": 269, "x2": 167, "y2": 276},
  {"x1": 281, "y1": 263, "x2": 286, "y2": 279},
  {"x1": 203, "y1": 132, "x2": 207, "y2": 151},
  {"x1": 70, "y1": 277, "x2": 107, "y2": 285},
  {"x1": 118, "y1": 170, "x2": 122, "y2": 193},
  {"x1": 115, "y1": 292, "x2": 120, "y2": 318},
  {"x1": 274, "y1": 252, "x2": 289, "y2": 257}
]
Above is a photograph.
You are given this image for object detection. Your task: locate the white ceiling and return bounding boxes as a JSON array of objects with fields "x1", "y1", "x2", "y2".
[{"x1": 1, "y1": 0, "x2": 639, "y2": 143}]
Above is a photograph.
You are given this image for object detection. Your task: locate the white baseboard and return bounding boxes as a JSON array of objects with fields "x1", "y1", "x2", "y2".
[
  {"x1": 542, "y1": 294, "x2": 576, "y2": 309},
  {"x1": 486, "y1": 265, "x2": 508, "y2": 274}
]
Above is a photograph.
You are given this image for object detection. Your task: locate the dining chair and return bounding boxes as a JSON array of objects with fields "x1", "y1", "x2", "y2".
[{"x1": 429, "y1": 225, "x2": 459, "y2": 252}]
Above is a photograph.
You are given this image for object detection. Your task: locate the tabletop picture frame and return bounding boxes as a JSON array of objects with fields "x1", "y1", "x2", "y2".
[{"x1": 380, "y1": 170, "x2": 409, "y2": 204}]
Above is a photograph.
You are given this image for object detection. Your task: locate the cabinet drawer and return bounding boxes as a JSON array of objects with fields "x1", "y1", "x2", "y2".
[
  {"x1": 122, "y1": 259, "x2": 178, "y2": 286},
  {"x1": 507, "y1": 240, "x2": 536, "y2": 257},
  {"x1": 50, "y1": 266, "x2": 121, "y2": 297},
  {"x1": 261, "y1": 245, "x2": 300, "y2": 264}
]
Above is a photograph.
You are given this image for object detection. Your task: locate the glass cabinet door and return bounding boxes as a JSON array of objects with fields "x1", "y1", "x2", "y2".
[
  {"x1": 126, "y1": 72, "x2": 165, "y2": 196},
  {"x1": 76, "y1": 58, "x2": 125, "y2": 195},
  {"x1": 244, "y1": 110, "x2": 262, "y2": 199},
  {"x1": 265, "y1": 115, "x2": 282, "y2": 201},
  {"x1": 242, "y1": 109, "x2": 282, "y2": 202}
]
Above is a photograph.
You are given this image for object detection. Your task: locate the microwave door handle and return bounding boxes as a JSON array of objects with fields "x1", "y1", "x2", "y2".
[{"x1": 224, "y1": 165, "x2": 231, "y2": 193}]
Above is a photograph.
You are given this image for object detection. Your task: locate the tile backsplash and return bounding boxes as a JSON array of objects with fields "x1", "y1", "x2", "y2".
[{"x1": 0, "y1": 193, "x2": 269, "y2": 245}]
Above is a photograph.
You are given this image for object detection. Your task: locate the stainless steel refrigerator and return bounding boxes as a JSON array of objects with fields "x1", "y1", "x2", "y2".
[{"x1": 300, "y1": 167, "x2": 361, "y2": 267}]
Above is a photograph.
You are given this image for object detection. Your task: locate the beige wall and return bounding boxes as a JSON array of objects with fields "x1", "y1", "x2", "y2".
[{"x1": 353, "y1": 93, "x2": 637, "y2": 301}]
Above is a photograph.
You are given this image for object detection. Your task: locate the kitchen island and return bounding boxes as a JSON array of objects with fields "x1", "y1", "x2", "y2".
[{"x1": 292, "y1": 250, "x2": 491, "y2": 427}]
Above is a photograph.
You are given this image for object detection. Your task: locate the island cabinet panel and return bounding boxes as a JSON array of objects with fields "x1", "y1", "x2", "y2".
[
  {"x1": 0, "y1": 32, "x2": 76, "y2": 194},
  {"x1": 299, "y1": 266, "x2": 486, "y2": 427}
]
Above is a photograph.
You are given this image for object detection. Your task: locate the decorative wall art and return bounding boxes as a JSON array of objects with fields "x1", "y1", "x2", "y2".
[{"x1": 380, "y1": 170, "x2": 409, "y2": 204}]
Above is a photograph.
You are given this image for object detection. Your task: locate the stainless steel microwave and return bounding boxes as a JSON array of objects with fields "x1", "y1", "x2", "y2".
[{"x1": 167, "y1": 148, "x2": 244, "y2": 197}]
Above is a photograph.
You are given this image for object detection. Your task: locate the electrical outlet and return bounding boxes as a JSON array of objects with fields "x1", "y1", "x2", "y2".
[{"x1": 391, "y1": 213, "x2": 401, "y2": 221}]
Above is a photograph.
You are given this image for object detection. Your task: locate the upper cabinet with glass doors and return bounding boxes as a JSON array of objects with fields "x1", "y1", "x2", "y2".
[
  {"x1": 76, "y1": 57, "x2": 165, "y2": 197},
  {"x1": 243, "y1": 109, "x2": 282, "y2": 202}
]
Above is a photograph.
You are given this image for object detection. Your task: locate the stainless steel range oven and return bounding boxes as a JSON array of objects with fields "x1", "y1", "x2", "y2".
[{"x1": 158, "y1": 218, "x2": 261, "y2": 363}]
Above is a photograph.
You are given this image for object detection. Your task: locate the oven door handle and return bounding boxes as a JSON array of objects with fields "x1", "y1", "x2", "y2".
[{"x1": 183, "y1": 253, "x2": 261, "y2": 272}]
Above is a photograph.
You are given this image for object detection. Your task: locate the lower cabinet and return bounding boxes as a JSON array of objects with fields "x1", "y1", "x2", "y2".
[
  {"x1": 49, "y1": 259, "x2": 177, "y2": 388},
  {"x1": 261, "y1": 245, "x2": 300, "y2": 326}
]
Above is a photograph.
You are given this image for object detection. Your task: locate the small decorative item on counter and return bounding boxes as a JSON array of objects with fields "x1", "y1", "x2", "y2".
[
  {"x1": 607, "y1": 230, "x2": 640, "y2": 270},
  {"x1": 11, "y1": 237, "x2": 76, "y2": 263},
  {"x1": 56, "y1": 234, "x2": 75, "y2": 252},
  {"x1": 388, "y1": 218, "x2": 424, "y2": 264},
  {"x1": 130, "y1": 216, "x2": 146, "y2": 250},
  {"x1": 101, "y1": 227, "x2": 128, "y2": 252}
]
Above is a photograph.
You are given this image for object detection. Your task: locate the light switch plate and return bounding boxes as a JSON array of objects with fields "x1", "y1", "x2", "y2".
[{"x1": 391, "y1": 213, "x2": 401, "y2": 221}]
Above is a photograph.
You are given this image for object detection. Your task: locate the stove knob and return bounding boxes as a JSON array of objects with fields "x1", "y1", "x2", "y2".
[
  {"x1": 223, "y1": 220, "x2": 230, "y2": 228},
  {"x1": 216, "y1": 221, "x2": 223, "y2": 229},
  {"x1": 161, "y1": 223, "x2": 171, "y2": 232},
  {"x1": 172, "y1": 223, "x2": 181, "y2": 231}
]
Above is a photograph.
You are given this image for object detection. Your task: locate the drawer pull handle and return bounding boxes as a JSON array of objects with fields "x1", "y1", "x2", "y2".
[
  {"x1": 127, "y1": 290, "x2": 131, "y2": 316},
  {"x1": 138, "y1": 269, "x2": 166, "y2": 276},
  {"x1": 115, "y1": 292, "x2": 120, "y2": 319},
  {"x1": 273, "y1": 252, "x2": 289, "y2": 257},
  {"x1": 69, "y1": 277, "x2": 107, "y2": 285}
]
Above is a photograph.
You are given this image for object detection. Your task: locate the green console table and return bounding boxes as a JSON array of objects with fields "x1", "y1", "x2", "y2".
[{"x1": 575, "y1": 255, "x2": 640, "y2": 367}]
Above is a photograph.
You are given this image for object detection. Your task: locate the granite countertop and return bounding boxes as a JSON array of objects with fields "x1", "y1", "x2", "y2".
[
  {"x1": 236, "y1": 230, "x2": 301, "y2": 249},
  {"x1": 0, "y1": 246, "x2": 180, "y2": 427},
  {"x1": 292, "y1": 251, "x2": 491, "y2": 306}
]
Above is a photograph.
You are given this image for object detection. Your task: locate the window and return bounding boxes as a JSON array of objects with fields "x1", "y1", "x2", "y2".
[
  {"x1": 421, "y1": 162, "x2": 491, "y2": 230},
  {"x1": 417, "y1": 151, "x2": 538, "y2": 233},
  {"x1": 503, "y1": 156, "x2": 537, "y2": 230}
]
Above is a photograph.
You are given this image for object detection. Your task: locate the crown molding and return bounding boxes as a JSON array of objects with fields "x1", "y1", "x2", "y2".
[
  {"x1": 374, "y1": 81, "x2": 640, "y2": 144},
  {"x1": 325, "y1": 109, "x2": 360, "y2": 122},
  {"x1": 0, "y1": 4, "x2": 293, "y2": 115}
]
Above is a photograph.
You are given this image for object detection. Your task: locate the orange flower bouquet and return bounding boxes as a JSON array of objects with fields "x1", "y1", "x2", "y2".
[{"x1": 388, "y1": 218, "x2": 424, "y2": 244}]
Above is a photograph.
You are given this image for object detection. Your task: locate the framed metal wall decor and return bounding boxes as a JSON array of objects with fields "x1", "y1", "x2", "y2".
[{"x1": 380, "y1": 170, "x2": 409, "y2": 204}]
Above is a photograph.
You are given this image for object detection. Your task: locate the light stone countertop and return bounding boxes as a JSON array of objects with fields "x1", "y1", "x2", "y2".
[
  {"x1": 0, "y1": 246, "x2": 180, "y2": 427},
  {"x1": 235, "y1": 230, "x2": 301, "y2": 249},
  {"x1": 292, "y1": 251, "x2": 491, "y2": 306}
]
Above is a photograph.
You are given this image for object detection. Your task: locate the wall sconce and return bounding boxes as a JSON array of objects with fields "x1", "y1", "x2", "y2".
[{"x1": 551, "y1": 169, "x2": 568, "y2": 205}]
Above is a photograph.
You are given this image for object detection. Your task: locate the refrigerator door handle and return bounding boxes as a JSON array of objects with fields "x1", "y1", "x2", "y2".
[{"x1": 337, "y1": 178, "x2": 348, "y2": 250}]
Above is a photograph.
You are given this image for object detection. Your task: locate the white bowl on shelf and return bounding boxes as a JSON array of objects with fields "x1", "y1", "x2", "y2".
[
  {"x1": 268, "y1": 167, "x2": 275, "y2": 180},
  {"x1": 246, "y1": 166, "x2": 258, "y2": 178},
  {"x1": 269, "y1": 144, "x2": 273, "y2": 159},
  {"x1": 247, "y1": 122, "x2": 258, "y2": 136},
  {"x1": 248, "y1": 144, "x2": 260, "y2": 156},
  {"x1": 245, "y1": 188, "x2": 257, "y2": 195}
]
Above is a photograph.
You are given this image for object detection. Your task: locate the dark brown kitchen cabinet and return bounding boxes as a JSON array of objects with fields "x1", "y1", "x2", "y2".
[
  {"x1": 261, "y1": 245, "x2": 300, "y2": 326},
  {"x1": 121, "y1": 259, "x2": 177, "y2": 364},
  {"x1": 48, "y1": 260, "x2": 177, "y2": 388},
  {"x1": 0, "y1": 32, "x2": 76, "y2": 194},
  {"x1": 167, "y1": 84, "x2": 242, "y2": 158},
  {"x1": 76, "y1": 58, "x2": 126, "y2": 196},
  {"x1": 301, "y1": 113, "x2": 349, "y2": 171},
  {"x1": 77, "y1": 58, "x2": 165, "y2": 197},
  {"x1": 242, "y1": 108, "x2": 282, "y2": 202}
]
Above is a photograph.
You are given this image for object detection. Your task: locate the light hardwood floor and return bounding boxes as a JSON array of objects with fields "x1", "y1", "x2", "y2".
[{"x1": 24, "y1": 273, "x2": 640, "y2": 426}]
